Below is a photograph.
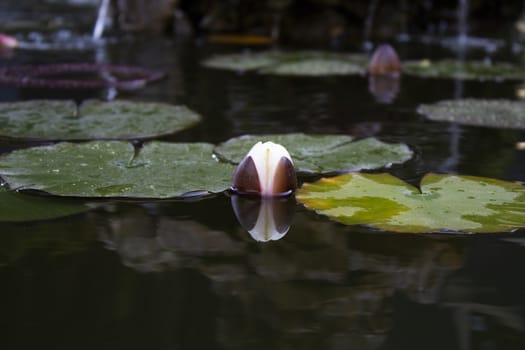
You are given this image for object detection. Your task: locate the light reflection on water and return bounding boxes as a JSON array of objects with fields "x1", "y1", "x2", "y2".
[{"x1": 1, "y1": 38, "x2": 525, "y2": 350}]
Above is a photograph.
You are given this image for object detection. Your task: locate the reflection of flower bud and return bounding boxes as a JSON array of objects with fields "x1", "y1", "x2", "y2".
[
  {"x1": 232, "y1": 141, "x2": 297, "y2": 197},
  {"x1": 0, "y1": 34, "x2": 18, "y2": 49},
  {"x1": 231, "y1": 195, "x2": 295, "y2": 242},
  {"x1": 368, "y1": 44, "x2": 401, "y2": 76},
  {"x1": 368, "y1": 74, "x2": 400, "y2": 104}
]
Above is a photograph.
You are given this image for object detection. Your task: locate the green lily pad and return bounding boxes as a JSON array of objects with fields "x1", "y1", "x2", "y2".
[
  {"x1": 0, "y1": 99, "x2": 201, "y2": 141},
  {"x1": 403, "y1": 59, "x2": 524, "y2": 81},
  {"x1": 201, "y1": 51, "x2": 282, "y2": 71},
  {"x1": 297, "y1": 172, "x2": 525, "y2": 233},
  {"x1": 202, "y1": 51, "x2": 368, "y2": 76},
  {"x1": 260, "y1": 58, "x2": 365, "y2": 76},
  {"x1": 417, "y1": 99, "x2": 525, "y2": 129},
  {"x1": 214, "y1": 133, "x2": 413, "y2": 174},
  {"x1": 0, "y1": 186, "x2": 92, "y2": 222},
  {"x1": 0, "y1": 141, "x2": 235, "y2": 199}
]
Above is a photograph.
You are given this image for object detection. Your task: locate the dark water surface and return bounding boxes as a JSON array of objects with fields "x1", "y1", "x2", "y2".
[{"x1": 1, "y1": 37, "x2": 525, "y2": 350}]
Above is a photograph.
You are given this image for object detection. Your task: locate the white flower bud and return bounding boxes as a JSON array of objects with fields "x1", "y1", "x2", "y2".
[{"x1": 231, "y1": 141, "x2": 297, "y2": 197}]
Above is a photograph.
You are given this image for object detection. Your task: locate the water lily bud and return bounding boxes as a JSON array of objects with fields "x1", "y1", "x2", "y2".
[
  {"x1": 368, "y1": 43, "x2": 401, "y2": 76},
  {"x1": 232, "y1": 141, "x2": 297, "y2": 197},
  {"x1": 0, "y1": 34, "x2": 18, "y2": 49}
]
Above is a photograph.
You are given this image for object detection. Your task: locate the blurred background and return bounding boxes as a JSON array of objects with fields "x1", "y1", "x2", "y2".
[{"x1": 1, "y1": 0, "x2": 524, "y2": 48}]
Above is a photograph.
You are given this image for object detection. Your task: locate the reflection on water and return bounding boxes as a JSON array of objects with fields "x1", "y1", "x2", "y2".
[
  {"x1": 231, "y1": 195, "x2": 295, "y2": 242},
  {"x1": 4, "y1": 200, "x2": 525, "y2": 349},
  {"x1": 368, "y1": 74, "x2": 400, "y2": 104},
  {"x1": 98, "y1": 204, "x2": 244, "y2": 272}
]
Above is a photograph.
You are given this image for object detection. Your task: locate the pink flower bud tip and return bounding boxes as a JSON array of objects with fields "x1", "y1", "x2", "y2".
[
  {"x1": 368, "y1": 44, "x2": 401, "y2": 76},
  {"x1": 232, "y1": 141, "x2": 297, "y2": 197},
  {"x1": 0, "y1": 34, "x2": 18, "y2": 49}
]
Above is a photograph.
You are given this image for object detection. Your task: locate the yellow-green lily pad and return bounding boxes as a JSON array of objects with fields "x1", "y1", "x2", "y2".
[
  {"x1": 0, "y1": 141, "x2": 235, "y2": 199},
  {"x1": 0, "y1": 99, "x2": 201, "y2": 141},
  {"x1": 0, "y1": 186, "x2": 92, "y2": 222},
  {"x1": 297, "y1": 172, "x2": 525, "y2": 233},
  {"x1": 417, "y1": 99, "x2": 525, "y2": 129},
  {"x1": 202, "y1": 51, "x2": 368, "y2": 76},
  {"x1": 214, "y1": 133, "x2": 413, "y2": 174},
  {"x1": 403, "y1": 59, "x2": 524, "y2": 81}
]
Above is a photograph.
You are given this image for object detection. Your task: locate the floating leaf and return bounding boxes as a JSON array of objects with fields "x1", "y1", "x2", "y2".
[
  {"x1": 0, "y1": 63, "x2": 164, "y2": 88},
  {"x1": 202, "y1": 51, "x2": 368, "y2": 76},
  {"x1": 0, "y1": 99, "x2": 201, "y2": 141},
  {"x1": 202, "y1": 51, "x2": 281, "y2": 71},
  {"x1": 260, "y1": 58, "x2": 365, "y2": 76},
  {"x1": 214, "y1": 133, "x2": 413, "y2": 174},
  {"x1": 0, "y1": 141, "x2": 235, "y2": 199},
  {"x1": 297, "y1": 173, "x2": 525, "y2": 233},
  {"x1": 0, "y1": 186, "x2": 91, "y2": 222},
  {"x1": 403, "y1": 59, "x2": 524, "y2": 81},
  {"x1": 417, "y1": 99, "x2": 525, "y2": 129}
]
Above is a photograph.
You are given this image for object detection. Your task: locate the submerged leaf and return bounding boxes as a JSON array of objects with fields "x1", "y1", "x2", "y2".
[
  {"x1": 202, "y1": 51, "x2": 368, "y2": 76},
  {"x1": 214, "y1": 133, "x2": 413, "y2": 174},
  {"x1": 0, "y1": 186, "x2": 91, "y2": 222},
  {"x1": 0, "y1": 141, "x2": 235, "y2": 199},
  {"x1": 0, "y1": 99, "x2": 201, "y2": 140},
  {"x1": 297, "y1": 173, "x2": 525, "y2": 233},
  {"x1": 417, "y1": 99, "x2": 525, "y2": 129},
  {"x1": 403, "y1": 59, "x2": 524, "y2": 81}
]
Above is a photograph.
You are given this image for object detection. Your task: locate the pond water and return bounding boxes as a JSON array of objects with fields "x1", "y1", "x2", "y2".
[{"x1": 1, "y1": 37, "x2": 525, "y2": 350}]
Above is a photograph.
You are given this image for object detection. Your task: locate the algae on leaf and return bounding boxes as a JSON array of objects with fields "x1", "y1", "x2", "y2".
[
  {"x1": 403, "y1": 59, "x2": 524, "y2": 81},
  {"x1": 215, "y1": 133, "x2": 413, "y2": 174},
  {"x1": 417, "y1": 99, "x2": 525, "y2": 129},
  {"x1": 297, "y1": 172, "x2": 525, "y2": 233},
  {"x1": 0, "y1": 141, "x2": 235, "y2": 199},
  {"x1": 0, "y1": 99, "x2": 201, "y2": 141}
]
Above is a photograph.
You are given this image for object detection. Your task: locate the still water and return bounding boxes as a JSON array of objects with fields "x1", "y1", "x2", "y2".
[{"x1": 1, "y1": 37, "x2": 525, "y2": 350}]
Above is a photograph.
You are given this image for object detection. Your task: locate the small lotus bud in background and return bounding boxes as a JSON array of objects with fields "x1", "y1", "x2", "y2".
[
  {"x1": 232, "y1": 141, "x2": 297, "y2": 197},
  {"x1": 0, "y1": 34, "x2": 18, "y2": 49},
  {"x1": 368, "y1": 44, "x2": 401, "y2": 76}
]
